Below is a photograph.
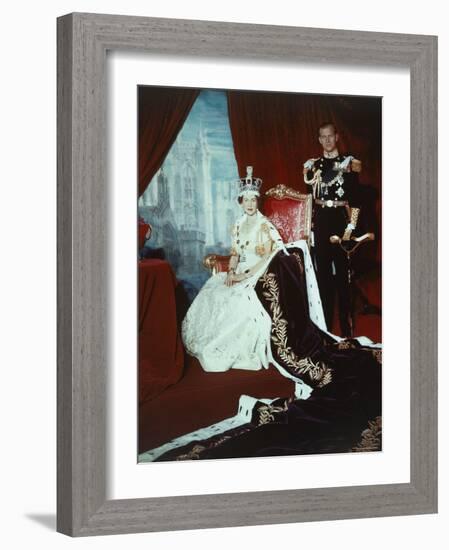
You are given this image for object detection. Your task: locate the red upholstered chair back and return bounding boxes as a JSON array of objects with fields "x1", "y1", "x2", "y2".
[{"x1": 263, "y1": 184, "x2": 312, "y2": 244}]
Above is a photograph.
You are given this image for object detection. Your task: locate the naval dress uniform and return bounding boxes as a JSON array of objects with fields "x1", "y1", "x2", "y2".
[{"x1": 304, "y1": 153, "x2": 362, "y2": 337}]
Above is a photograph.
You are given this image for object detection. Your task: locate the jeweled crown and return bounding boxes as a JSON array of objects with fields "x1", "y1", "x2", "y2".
[{"x1": 237, "y1": 166, "x2": 263, "y2": 197}]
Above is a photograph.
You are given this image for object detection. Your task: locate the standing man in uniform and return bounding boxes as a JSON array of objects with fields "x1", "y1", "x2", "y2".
[{"x1": 303, "y1": 122, "x2": 362, "y2": 337}]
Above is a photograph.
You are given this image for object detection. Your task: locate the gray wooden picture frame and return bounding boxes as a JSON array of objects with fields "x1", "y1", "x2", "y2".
[{"x1": 57, "y1": 12, "x2": 438, "y2": 537}]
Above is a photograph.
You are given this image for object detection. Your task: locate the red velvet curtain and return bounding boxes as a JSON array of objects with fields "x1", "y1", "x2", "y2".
[
  {"x1": 139, "y1": 86, "x2": 200, "y2": 196},
  {"x1": 227, "y1": 91, "x2": 381, "y2": 198}
]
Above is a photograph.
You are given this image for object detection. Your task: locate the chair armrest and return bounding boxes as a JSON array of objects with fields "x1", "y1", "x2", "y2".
[{"x1": 203, "y1": 254, "x2": 231, "y2": 275}]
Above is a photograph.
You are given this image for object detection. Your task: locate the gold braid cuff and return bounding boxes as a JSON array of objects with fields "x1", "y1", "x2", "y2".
[
  {"x1": 342, "y1": 207, "x2": 360, "y2": 241},
  {"x1": 350, "y1": 207, "x2": 360, "y2": 227}
]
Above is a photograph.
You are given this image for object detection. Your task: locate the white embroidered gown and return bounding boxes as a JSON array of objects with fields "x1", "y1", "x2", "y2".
[{"x1": 182, "y1": 211, "x2": 297, "y2": 373}]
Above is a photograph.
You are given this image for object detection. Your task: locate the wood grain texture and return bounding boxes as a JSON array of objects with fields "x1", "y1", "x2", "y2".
[
  {"x1": 56, "y1": 12, "x2": 438, "y2": 537},
  {"x1": 57, "y1": 13, "x2": 74, "y2": 536},
  {"x1": 409, "y1": 33, "x2": 438, "y2": 507}
]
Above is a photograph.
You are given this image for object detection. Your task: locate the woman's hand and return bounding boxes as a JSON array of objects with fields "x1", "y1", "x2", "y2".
[
  {"x1": 225, "y1": 270, "x2": 250, "y2": 286},
  {"x1": 225, "y1": 270, "x2": 237, "y2": 287}
]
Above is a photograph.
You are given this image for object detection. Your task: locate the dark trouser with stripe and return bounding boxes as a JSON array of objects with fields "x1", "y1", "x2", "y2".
[{"x1": 313, "y1": 206, "x2": 352, "y2": 337}]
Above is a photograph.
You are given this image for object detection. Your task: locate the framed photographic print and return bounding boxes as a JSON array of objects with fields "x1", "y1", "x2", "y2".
[{"x1": 57, "y1": 12, "x2": 437, "y2": 536}]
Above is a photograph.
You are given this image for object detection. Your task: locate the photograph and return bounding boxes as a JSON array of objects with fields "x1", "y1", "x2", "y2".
[{"x1": 137, "y1": 86, "x2": 383, "y2": 462}]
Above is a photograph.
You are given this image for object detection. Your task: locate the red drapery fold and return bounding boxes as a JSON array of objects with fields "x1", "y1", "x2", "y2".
[{"x1": 138, "y1": 86, "x2": 200, "y2": 196}]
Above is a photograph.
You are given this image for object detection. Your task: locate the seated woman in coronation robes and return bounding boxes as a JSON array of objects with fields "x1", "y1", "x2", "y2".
[
  {"x1": 182, "y1": 174, "x2": 294, "y2": 373},
  {"x1": 177, "y1": 169, "x2": 382, "y2": 460}
]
